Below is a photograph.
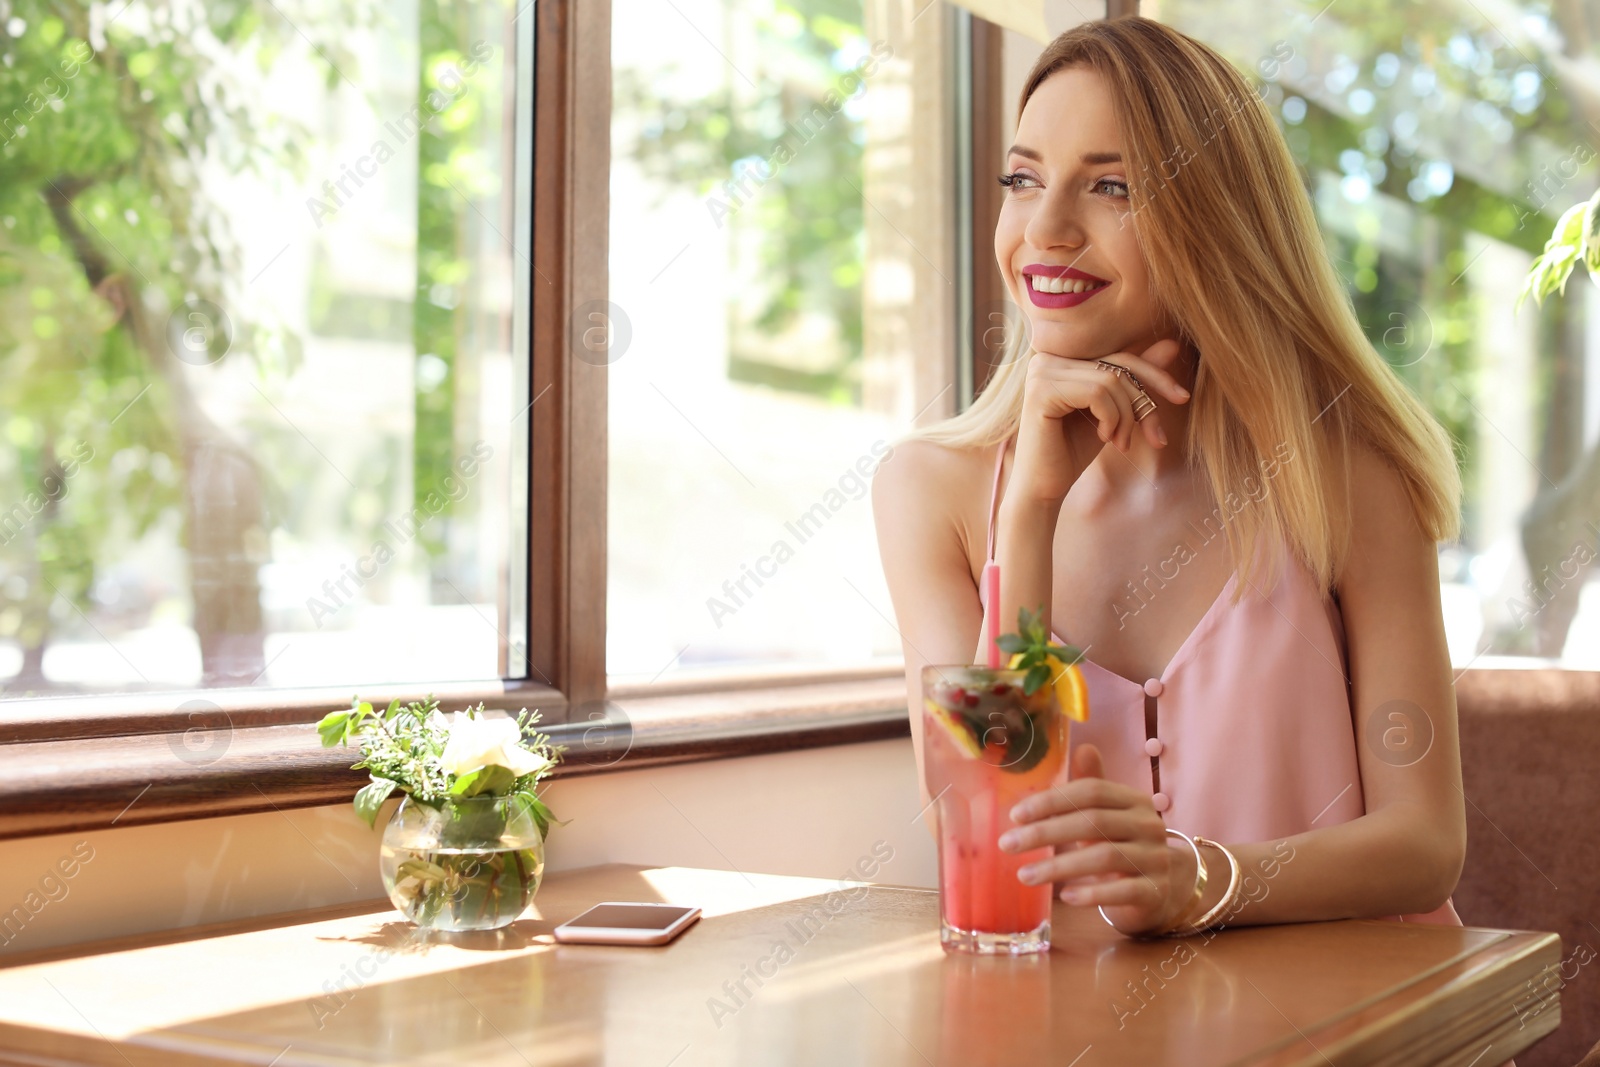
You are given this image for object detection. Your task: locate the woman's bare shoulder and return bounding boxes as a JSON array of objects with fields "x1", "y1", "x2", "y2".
[
  {"x1": 1346, "y1": 442, "x2": 1424, "y2": 539},
  {"x1": 872, "y1": 435, "x2": 993, "y2": 513},
  {"x1": 872, "y1": 435, "x2": 996, "y2": 560},
  {"x1": 1336, "y1": 441, "x2": 1437, "y2": 598}
]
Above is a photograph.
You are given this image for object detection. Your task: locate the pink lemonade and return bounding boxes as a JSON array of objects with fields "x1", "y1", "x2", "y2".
[{"x1": 921, "y1": 666, "x2": 1069, "y2": 954}]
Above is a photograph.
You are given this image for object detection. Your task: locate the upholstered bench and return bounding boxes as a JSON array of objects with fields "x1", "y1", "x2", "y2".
[{"x1": 1453, "y1": 671, "x2": 1600, "y2": 1067}]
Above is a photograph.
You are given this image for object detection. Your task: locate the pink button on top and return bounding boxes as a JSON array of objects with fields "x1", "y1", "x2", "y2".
[
  {"x1": 1152, "y1": 792, "x2": 1171, "y2": 812},
  {"x1": 1144, "y1": 737, "x2": 1165, "y2": 758},
  {"x1": 1143, "y1": 678, "x2": 1164, "y2": 698}
]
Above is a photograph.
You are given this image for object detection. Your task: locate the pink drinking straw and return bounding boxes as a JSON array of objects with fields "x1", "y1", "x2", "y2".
[{"x1": 982, "y1": 561, "x2": 1001, "y2": 668}]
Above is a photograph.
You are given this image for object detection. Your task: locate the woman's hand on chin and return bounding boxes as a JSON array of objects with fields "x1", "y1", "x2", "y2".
[
  {"x1": 997, "y1": 742, "x2": 1192, "y2": 936},
  {"x1": 1010, "y1": 336, "x2": 1190, "y2": 504}
]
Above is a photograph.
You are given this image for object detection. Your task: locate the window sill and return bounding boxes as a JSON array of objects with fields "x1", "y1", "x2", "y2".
[
  {"x1": 0, "y1": 674, "x2": 910, "y2": 842},
  {"x1": 2, "y1": 666, "x2": 1594, "y2": 844}
]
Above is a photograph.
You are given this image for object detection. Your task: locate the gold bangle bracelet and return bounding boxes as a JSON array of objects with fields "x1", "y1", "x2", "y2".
[
  {"x1": 1169, "y1": 837, "x2": 1242, "y2": 936},
  {"x1": 1097, "y1": 828, "x2": 1208, "y2": 936},
  {"x1": 1149, "y1": 828, "x2": 1209, "y2": 936}
]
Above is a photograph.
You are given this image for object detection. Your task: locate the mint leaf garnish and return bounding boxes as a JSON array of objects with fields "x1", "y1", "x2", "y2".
[{"x1": 1001, "y1": 606, "x2": 1085, "y2": 696}]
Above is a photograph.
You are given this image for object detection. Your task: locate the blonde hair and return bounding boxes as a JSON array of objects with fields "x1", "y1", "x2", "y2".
[{"x1": 917, "y1": 16, "x2": 1460, "y2": 594}]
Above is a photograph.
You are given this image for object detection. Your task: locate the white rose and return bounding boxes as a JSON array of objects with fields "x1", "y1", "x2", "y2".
[{"x1": 439, "y1": 712, "x2": 553, "y2": 779}]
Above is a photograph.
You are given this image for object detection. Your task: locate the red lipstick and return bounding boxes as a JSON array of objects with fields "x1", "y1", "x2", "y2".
[{"x1": 1022, "y1": 263, "x2": 1111, "y2": 309}]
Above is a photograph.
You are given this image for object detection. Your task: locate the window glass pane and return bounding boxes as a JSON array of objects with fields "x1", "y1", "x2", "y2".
[
  {"x1": 1152, "y1": 0, "x2": 1600, "y2": 667},
  {"x1": 608, "y1": 0, "x2": 956, "y2": 683},
  {"x1": 0, "y1": 2, "x2": 529, "y2": 697}
]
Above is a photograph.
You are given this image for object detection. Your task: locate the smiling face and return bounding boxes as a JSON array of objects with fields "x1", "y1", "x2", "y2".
[{"x1": 996, "y1": 64, "x2": 1173, "y2": 362}]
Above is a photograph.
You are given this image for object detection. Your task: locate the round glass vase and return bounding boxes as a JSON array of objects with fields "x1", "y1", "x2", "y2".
[{"x1": 379, "y1": 794, "x2": 546, "y2": 932}]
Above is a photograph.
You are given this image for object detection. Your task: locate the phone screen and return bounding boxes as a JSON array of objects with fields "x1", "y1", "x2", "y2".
[{"x1": 564, "y1": 904, "x2": 696, "y2": 930}]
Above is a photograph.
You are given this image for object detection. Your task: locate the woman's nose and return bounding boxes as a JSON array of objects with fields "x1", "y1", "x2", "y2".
[{"x1": 1023, "y1": 189, "x2": 1089, "y2": 252}]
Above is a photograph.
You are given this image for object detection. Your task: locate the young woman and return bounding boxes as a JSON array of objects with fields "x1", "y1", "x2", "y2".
[{"x1": 872, "y1": 17, "x2": 1466, "y2": 938}]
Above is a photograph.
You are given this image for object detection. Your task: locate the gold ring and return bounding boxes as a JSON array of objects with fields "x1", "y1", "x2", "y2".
[
  {"x1": 1098, "y1": 360, "x2": 1157, "y2": 421},
  {"x1": 1096, "y1": 359, "x2": 1147, "y2": 391}
]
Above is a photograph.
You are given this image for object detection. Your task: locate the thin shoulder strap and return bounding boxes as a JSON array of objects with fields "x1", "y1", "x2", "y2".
[{"x1": 984, "y1": 436, "x2": 1009, "y2": 563}]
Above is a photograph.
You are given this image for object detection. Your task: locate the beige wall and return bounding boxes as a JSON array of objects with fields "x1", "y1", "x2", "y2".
[{"x1": 0, "y1": 738, "x2": 938, "y2": 958}]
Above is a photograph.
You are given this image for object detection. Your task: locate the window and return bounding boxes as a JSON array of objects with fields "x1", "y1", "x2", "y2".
[
  {"x1": 606, "y1": 0, "x2": 961, "y2": 684},
  {"x1": 1152, "y1": 0, "x2": 1600, "y2": 668},
  {"x1": 0, "y1": 3, "x2": 531, "y2": 697}
]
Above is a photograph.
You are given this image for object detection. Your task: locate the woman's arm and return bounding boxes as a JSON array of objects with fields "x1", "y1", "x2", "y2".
[
  {"x1": 873, "y1": 345, "x2": 1188, "y2": 811},
  {"x1": 1003, "y1": 446, "x2": 1466, "y2": 930},
  {"x1": 993, "y1": 343, "x2": 1187, "y2": 647},
  {"x1": 870, "y1": 439, "x2": 989, "y2": 824},
  {"x1": 1226, "y1": 443, "x2": 1465, "y2": 922},
  {"x1": 874, "y1": 344, "x2": 1189, "y2": 834}
]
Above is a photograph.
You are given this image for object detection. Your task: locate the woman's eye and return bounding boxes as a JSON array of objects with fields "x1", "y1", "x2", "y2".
[
  {"x1": 998, "y1": 171, "x2": 1039, "y2": 191},
  {"x1": 1095, "y1": 178, "x2": 1131, "y2": 199}
]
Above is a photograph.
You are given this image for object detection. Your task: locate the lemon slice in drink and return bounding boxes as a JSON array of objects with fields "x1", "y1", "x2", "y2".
[
  {"x1": 1008, "y1": 652, "x2": 1090, "y2": 722},
  {"x1": 923, "y1": 697, "x2": 986, "y2": 758}
]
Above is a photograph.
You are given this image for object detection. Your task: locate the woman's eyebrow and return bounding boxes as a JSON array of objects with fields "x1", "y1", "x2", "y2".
[{"x1": 1005, "y1": 145, "x2": 1123, "y2": 165}]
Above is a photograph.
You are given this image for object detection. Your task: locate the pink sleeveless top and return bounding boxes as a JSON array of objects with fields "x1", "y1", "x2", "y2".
[{"x1": 978, "y1": 438, "x2": 1461, "y2": 926}]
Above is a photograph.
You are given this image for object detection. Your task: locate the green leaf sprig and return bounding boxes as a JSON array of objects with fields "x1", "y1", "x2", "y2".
[
  {"x1": 1518, "y1": 188, "x2": 1600, "y2": 312},
  {"x1": 993, "y1": 606, "x2": 1085, "y2": 696}
]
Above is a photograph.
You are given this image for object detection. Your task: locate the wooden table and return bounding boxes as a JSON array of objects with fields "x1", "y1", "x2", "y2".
[{"x1": 0, "y1": 864, "x2": 1561, "y2": 1066}]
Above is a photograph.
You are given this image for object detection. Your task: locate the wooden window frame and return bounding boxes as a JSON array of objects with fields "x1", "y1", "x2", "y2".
[
  {"x1": 528, "y1": 0, "x2": 609, "y2": 716},
  {"x1": 3, "y1": 0, "x2": 613, "y2": 744},
  {"x1": 3, "y1": 0, "x2": 1594, "y2": 845},
  {"x1": 0, "y1": 0, "x2": 915, "y2": 840},
  {"x1": 964, "y1": 12, "x2": 1010, "y2": 403},
  {"x1": 0, "y1": 0, "x2": 612, "y2": 837}
]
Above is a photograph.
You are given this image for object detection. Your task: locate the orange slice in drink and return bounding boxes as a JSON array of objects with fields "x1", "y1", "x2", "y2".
[
  {"x1": 1008, "y1": 652, "x2": 1090, "y2": 723},
  {"x1": 923, "y1": 697, "x2": 986, "y2": 759}
]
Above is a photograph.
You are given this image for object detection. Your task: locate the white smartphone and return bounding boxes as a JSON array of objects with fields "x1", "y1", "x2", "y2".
[{"x1": 552, "y1": 901, "x2": 702, "y2": 945}]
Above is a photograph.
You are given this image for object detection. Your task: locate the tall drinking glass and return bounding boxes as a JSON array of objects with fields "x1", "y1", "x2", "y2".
[{"x1": 921, "y1": 665, "x2": 1070, "y2": 954}]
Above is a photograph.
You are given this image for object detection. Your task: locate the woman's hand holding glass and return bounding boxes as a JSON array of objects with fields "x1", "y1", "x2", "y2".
[
  {"x1": 1008, "y1": 338, "x2": 1191, "y2": 504},
  {"x1": 997, "y1": 743, "x2": 1194, "y2": 936}
]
